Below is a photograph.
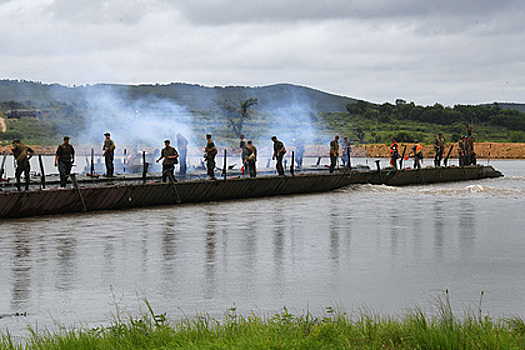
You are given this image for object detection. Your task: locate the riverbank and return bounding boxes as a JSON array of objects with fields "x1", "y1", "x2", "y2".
[
  {"x1": 3, "y1": 303, "x2": 524, "y2": 349},
  {"x1": 2, "y1": 142, "x2": 524, "y2": 159}
]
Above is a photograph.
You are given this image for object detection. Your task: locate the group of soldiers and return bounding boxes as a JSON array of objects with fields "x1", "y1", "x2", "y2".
[
  {"x1": 8, "y1": 125, "x2": 478, "y2": 190},
  {"x1": 388, "y1": 128, "x2": 476, "y2": 170}
]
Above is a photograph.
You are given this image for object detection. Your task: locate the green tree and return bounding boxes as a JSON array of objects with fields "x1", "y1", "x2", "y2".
[
  {"x1": 213, "y1": 97, "x2": 258, "y2": 138},
  {"x1": 354, "y1": 126, "x2": 366, "y2": 143}
]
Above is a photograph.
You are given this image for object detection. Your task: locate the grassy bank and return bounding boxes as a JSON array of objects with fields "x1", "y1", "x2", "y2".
[{"x1": 2, "y1": 300, "x2": 524, "y2": 349}]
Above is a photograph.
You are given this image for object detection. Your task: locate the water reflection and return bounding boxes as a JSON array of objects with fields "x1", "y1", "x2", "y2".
[
  {"x1": 204, "y1": 211, "x2": 217, "y2": 300},
  {"x1": 272, "y1": 204, "x2": 284, "y2": 298},
  {"x1": 161, "y1": 219, "x2": 177, "y2": 280},
  {"x1": 433, "y1": 200, "x2": 445, "y2": 257},
  {"x1": 54, "y1": 230, "x2": 77, "y2": 291},
  {"x1": 458, "y1": 199, "x2": 476, "y2": 252},
  {"x1": 389, "y1": 208, "x2": 400, "y2": 257},
  {"x1": 329, "y1": 200, "x2": 340, "y2": 265},
  {"x1": 11, "y1": 228, "x2": 31, "y2": 310}
]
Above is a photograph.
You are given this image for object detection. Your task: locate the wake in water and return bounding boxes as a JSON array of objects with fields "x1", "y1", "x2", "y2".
[{"x1": 346, "y1": 182, "x2": 524, "y2": 198}]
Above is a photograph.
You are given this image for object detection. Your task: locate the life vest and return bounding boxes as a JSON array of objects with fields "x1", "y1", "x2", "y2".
[{"x1": 390, "y1": 142, "x2": 398, "y2": 153}]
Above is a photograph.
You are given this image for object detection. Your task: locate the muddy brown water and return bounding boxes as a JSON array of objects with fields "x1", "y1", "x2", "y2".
[{"x1": 0, "y1": 159, "x2": 523, "y2": 338}]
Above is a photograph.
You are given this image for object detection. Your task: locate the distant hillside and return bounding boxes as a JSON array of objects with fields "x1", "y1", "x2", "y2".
[
  {"x1": 492, "y1": 103, "x2": 525, "y2": 113},
  {"x1": 0, "y1": 80, "x2": 357, "y2": 112}
]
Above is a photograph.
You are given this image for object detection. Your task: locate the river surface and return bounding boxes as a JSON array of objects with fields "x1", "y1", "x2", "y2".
[{"x1": 0, "y1": 159, "x2": 523, "y2": 338}]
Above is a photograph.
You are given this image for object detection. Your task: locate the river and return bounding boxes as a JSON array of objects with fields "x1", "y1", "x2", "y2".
[{"x1": 0, "y1": 159, "x2": 523, "y2": 338}]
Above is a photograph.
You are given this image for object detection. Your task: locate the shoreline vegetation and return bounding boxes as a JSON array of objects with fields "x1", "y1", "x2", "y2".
[
  {"x1": 2, "y1": 298, "x2": 524, "y2": 349},
  {"x1": 1, "y1": 142, "x2": 524, "y2": 159}
]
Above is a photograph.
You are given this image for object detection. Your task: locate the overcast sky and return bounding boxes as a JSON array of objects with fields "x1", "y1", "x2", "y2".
[{"x1": 1, "y1": 0, "x2": 523, "y2": 106}]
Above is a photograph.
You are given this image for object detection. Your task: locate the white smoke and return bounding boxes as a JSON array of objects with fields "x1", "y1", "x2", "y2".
[{"x1": 73, "y1": 86, "x2": 199, "y2": 152}]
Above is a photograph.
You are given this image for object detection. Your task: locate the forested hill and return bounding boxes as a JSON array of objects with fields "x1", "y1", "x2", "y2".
[
  {"x1": 0, "y1": 79, "x2": 524, "y2": 144},
  {"x1": 0, "y1": 80, "x2": 356, "y2": 112}
]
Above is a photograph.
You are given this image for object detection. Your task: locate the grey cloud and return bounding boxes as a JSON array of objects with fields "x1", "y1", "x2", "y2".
[
  {"x1": 173, "y1": 0, "x2": 519, "y2": 25},
  {"x1": 48, "y1": 0, "x2": 165, "y2": 24}
]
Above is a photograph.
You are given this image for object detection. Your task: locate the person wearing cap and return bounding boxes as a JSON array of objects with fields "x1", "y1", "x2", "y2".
[
  {"x1": 329, "y1": 135, "x2": 340, "y2": 173},
  {"x1": 245, "y1": 140, "x2": 257, "y2": 178},
  {"x1": 204, "y1": 133, "x2": 217, "y2": 180},
  {"x1": 433, "y1": 132, "x2": 445, "y2": 167},
  {"x1": 54, "y1": 136, "x2": 75, "y2": 187},
  {"x1": 389, "y1": 138, "x2": 400, "y2": 169},
  {"x1": 156, "y1": 139, "x2": 179, "y2": 182},
  {"x1": 102, "y1": 132, "x2": 116, "y2": 177},
  {"x1": 11, "y1": 139, "x2": 34, "y2": 190},
  {"x1": 271, "y1": 136, "x2": 286, "y2": 176},
  {"x1": 408, "y1": 140, "x2": 423, "y2": 169}
]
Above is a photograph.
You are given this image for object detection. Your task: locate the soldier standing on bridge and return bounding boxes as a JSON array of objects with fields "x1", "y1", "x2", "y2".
[
  {"x1": 271, "y1": 136, "x2": 286, "y2": 176},
  {"x1": 329, "y1": 135, "x2": 340, "y2": 173},
  {"x1": 102, "y1": 132, "x2": 116, "y2": 177},
  {"x1": 156, "y1": 139, "x2": 179, "y2": 182},
  {"x1": 409, "y1": 140, "x2": 423, "y2": 169},
  {"x1": 389, "y1": 138, "x2": 400, "y2": 169},
  {"x1": 204, "y1": 133, "x2": 217, "y2": 180},
  {"x1": 54, "y1": 136, "x2": 75, "y2": 187},
  {"x1": 11, "y1": 139, "x2": 34, "y2": 191},
  {"x1": 433, "y1": 132, "x2": 445, "y2": 167},
  {"x1": 245, "y1": 140, "x2": 257, "y2": 178}
]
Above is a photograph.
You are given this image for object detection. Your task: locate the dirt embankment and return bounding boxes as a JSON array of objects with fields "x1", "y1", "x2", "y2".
[
  {"x1": 1, "y1": 142, "x2": 524, "y2": 159},
  {"x1": 0, "y1": 117, "x2": 6, "y2": 133},
  {"x1": 316, "y1": 142, "x2": 525, "y2": 159}
]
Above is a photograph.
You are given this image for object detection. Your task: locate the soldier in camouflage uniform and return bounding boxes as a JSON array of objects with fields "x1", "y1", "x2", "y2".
[
  {"x1": 204, "y1": 133, "x2": 217, "y2": 180},
  {"x1": 271, "y1": 136, "x2": 286, "y2": 176},
  {"x1": 102, "y1": 132, "x2": 116, "y2": 177},
  {"x1": 156, "y1": 140, "x2": 179, "y2": 182},
  {"x1": 54, "y1": 136, "x2": 75, "y2": 187},
  {"x1": 329, "y1": 135, "x2": 340, "y2": 173},
  {"x1": 433, "y1": 133, "x2": 445, "y2": 167},
  {"x1": 245, "y1": 140, "x2": 257, "y2": 178},
  {"x1": 11, "y1": 139, "x2": 34, "y2": 190}
]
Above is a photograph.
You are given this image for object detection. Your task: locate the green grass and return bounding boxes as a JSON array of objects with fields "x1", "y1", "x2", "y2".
[{"x1": 1, "y1": 296, "x2": 524, "y2": 349}]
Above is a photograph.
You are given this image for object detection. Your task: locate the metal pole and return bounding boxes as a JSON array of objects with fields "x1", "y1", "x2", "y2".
[
  {"x1": 399, "y1": 145, "x2": 407, "y2": 169},
  {"x1": 123, "y1": 149, "x2": 127, "y2": 174},
  {"x1": 223, "y1": 149, "x2": 227, "y2": 179},
  {"x1": 90, "y1": 148, "x2": 95, "y2": 175},
  {"x1": 38, "y1": 154, "x2": 46, "y2": 189},
  {"x1": 0, "y1": 151, "x2": 7, "y2": 179},
  {"x1": 290, "y1": 151, "x2": 295, "y2": 177},
  {"x1": 70, "y1": 173, "x2": 87, "y2": 212},
  {"x1": 375, "y1": 159, "x2": 382, "y2": 182},
  {"x1": 443, "y1": 145, "x2": 454, "y2": 167},
  {"x1": 142, "y1": 151, "x2": 147, "y2": 184},
  {"x1": 347, "y1": 147, "x2": 351, "y2": 169}
]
